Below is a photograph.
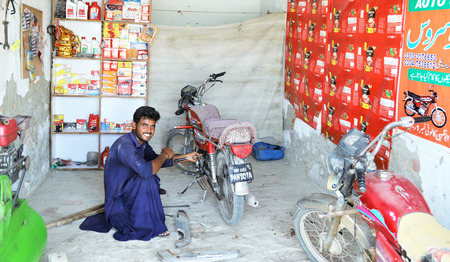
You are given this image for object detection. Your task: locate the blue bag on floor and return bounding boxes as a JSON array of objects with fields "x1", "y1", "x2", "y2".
[{"x1": 251, "y1": 142, "x2": 284, "y2": 161}]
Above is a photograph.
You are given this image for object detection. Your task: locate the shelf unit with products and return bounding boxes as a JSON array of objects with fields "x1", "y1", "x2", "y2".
[{"x1": 50, "y1": 0, "x2": 153, "y2": 170}]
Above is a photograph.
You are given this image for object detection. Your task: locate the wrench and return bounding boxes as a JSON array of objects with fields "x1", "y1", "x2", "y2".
[
  {"x1": 2, "y1": 0, "x2": 11, "y2": 49},
  {"x1": 3, "y1": 20, "x2": 9, "y2": 49}
]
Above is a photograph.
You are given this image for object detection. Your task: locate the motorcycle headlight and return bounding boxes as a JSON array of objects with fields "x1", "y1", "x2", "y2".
[{"x1": 326, "y1": 150, "x2": 344, "y2": 177}]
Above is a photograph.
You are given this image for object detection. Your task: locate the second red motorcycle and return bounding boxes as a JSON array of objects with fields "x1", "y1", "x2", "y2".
[{"x1": 294, "y1": 116, "x2": 450, "y2": 261}]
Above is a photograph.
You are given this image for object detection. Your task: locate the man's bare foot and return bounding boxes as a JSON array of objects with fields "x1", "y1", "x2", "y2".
[{"x1": 158, "y1": 231, "x2": 170, "y2": 237}]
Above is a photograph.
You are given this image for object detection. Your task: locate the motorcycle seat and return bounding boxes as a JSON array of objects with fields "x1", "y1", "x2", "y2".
[
  {"x1": 398, "y1": 212, "x2": 450, "y2": 261},
  {"x1": 406, "y1": 90, "x2": 421, "y2": 100},
  {"x1": 203, "y1": 118, "x2": 240, "y2": 140},
  {"x1": 190, "y1": 104, "x2": 220, "y2": 123}
]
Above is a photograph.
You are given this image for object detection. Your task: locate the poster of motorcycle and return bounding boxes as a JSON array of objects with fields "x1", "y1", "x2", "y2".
[{"x1": 398, "y1": 0, "x2": 450, "y2": 148}]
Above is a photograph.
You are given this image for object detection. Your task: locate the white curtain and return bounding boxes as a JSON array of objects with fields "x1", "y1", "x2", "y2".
[{"x1": 148, "y1": 13, "x2": 286, "y2": 148}]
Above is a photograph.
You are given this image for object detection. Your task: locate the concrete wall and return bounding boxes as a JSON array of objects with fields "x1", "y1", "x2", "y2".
[
  {"x1": 152, "y1": 0, "x2": 286, "y2": 26},
  {"x1": 0, "y1": 0, "x2": 52, "y2": 196},
  {"x1": 0, "y1": 1, "x2": 286, "y2": 197},
  {"x1": 283, "y1": 100, "x2": 450, "y2": 229}
]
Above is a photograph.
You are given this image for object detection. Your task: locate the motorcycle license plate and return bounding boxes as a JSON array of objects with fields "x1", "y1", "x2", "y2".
[{"x1": 228, "y1": 163, "x2": 254, "y2": 183}]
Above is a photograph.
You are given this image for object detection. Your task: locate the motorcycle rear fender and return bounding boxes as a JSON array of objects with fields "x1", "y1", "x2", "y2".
[
  {"x1": 234, "y1": 181, "x2": 249, "y2": 195},
  {"x1": 295, "y1": 193, "x2": 375, "y2": 253}
]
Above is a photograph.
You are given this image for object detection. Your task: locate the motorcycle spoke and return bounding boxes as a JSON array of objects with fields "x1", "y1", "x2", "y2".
[{"x1": 299, "y1": 210, "x2": 365, "y2": 262}]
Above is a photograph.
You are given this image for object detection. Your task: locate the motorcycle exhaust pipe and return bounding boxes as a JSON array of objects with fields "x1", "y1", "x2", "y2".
[{"x1": 244, "y1": 194, "x2": 259, "y2": 208}]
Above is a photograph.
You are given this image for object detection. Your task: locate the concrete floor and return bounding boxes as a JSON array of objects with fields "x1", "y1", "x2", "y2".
[{"x1": 28, "y1": 157, "x2": 321, "y2": 262}]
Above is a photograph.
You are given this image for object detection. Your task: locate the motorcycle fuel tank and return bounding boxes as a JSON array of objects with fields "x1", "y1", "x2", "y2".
[
  {"x1": 357, "y1": 170, "x2": 431, "y2": 238},
  {"x1": 0, "y1": 119, "x2": 18, "y2": 147}
]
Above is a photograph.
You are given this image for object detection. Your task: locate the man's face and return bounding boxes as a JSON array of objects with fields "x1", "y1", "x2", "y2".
[{"x1": 133, "y1": 117, "x2": 156, "y2": 145}]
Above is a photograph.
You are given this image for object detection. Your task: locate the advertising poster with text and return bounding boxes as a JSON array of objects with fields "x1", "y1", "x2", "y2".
[{"x1": 399, "y1": 0, "x2": 450, "y2": 147}]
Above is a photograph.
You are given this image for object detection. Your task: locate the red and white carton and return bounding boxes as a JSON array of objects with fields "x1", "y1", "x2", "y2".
[
  {"x1": 141, "y1": 14, "x2": 150, "y2": 22},
  {"x1": 111, "y1": 38, "x2": 120, "y2": 48},
  {"x1": 91, "y1": 70, "x2": 100, "y2": 80},
  {"x1": 142, "y1": 4, "x2": 150, "y2": 14},
  {"x1": 103, "y1": 38, "x2": 112, "y2": 48},
  {"x1": 68, "y1": 84, "x2": 78, "y2": 94},
  {"x1": 119, "y1": 48, "x2": 127, "y2": 59},
  {"x1": 78, "y1": 84, "x2": 88, "y2": 94},
  {"x1": 103, "y1": 48, "x2": 112, "y2": 59},
  {"x1": 111, "y1": 48, "x2": 119, "y2": 59},
  {"x1": 118, "y1": 83, "x2": 132, "y2": 95}
]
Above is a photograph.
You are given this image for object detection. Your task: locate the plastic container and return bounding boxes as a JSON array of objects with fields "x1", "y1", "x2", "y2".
[
  {"x1": 66, "y1": 0, "x2": 77, "y2": 19},
  {"x1": 91, "y1": 37, "x2": 101, "y2": 58},
  {"x1": 251, "y1": 142, "x2": 284, "y2": 161},
  {"x1": 80, "y1": 37, "x2": 91, "y2": 54},
  {"x1": 101, "y1": 146, "x2": 109, "y2": 168},
  {"x1": 89, "y1": 2, "x2": 101, "y2": 20},
  {"x1": 77, "y1": 0, "x2": 88, "y2": 19},
  {"x1": 0, "y1": 118, "x2": 18, "y2": 147}
]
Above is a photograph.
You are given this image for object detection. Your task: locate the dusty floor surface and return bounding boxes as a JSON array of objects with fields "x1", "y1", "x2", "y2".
[{"x1": 28, "y1": 157, "x2": 323, "y2": 262}]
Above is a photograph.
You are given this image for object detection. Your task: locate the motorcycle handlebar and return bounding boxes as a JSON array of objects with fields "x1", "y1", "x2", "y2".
[
  {"x1": 175, "y1": 108, "x2": 186, "y2": 115},
  {"x1": 414, "y1": 116, "x2": 431, "y2": 124},
  {"x1": 356, "y1": 168, "x2": 366, "y2": 194},
  {"x1": 210, "y1": 72, "x2": 226, "y2": 80}
]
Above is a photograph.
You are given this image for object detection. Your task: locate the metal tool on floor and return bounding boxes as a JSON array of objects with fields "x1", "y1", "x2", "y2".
[
  {"x1": 157, "y1": 249, "x2": 240, "y2": 261},
  {"x1": 175, "y1": 210, "x2": 190, "y2": 248}
]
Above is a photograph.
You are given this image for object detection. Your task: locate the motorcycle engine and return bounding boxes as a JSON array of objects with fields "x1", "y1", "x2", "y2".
[{"x1": 418, "y1": 106, "x2": 426, "y2": 115}]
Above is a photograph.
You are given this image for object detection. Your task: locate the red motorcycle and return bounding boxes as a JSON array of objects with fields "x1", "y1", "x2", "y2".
[
  {"x1": 294, "y1": 116, "x2": 450, "y2": 261},
  {"x1": 403, "y1": 87, "x2": 447, "y2": 128},
  {"x1": 166, "y1": 72, "x2": 258, "y2": 226}
]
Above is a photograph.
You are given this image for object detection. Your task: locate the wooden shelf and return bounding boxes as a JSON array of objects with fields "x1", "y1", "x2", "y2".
[
  {"x1": 100, "y1": 130, "x2": 132, "y2": 134},
  {"x1": 52, "y1": 94, "x2": 100, "y2": 98},
  {"x1": 53, "y1": 55, "x2": 101, "y2": 61},
  {"x1": 50, "y1": 0, "x2": 152, "y2": 170},
  {"x1": 54, "y1": 17, "x2": 149, "y2": 25},
  {"x1": 52, "y1": 131, "x2": 98, "y2": 134},
  {"x1": 100, "y1": 95, "x2": 146, "y2": 98}
]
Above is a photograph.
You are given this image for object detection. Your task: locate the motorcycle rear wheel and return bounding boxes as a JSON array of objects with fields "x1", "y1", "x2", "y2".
[
  {"x1": 431, "y1": 108, "x2": 447, "y2": 128},
  {"x1": 294, "y1": 204, "x2": 372, "y2": 262},
  {"x1": 166, "y1": 131, "x2": 197, "y2": 173},
  {"x1": 216, "y1": 150, "x2": 244, "y2": 226},
  {"x1": 404, "y1": 98, "x2": 416, "y2": 116}
]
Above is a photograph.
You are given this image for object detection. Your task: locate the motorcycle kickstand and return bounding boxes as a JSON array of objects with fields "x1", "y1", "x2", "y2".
[{"x1": 192, "y1": 190, "x2": 207, "y2": 205}]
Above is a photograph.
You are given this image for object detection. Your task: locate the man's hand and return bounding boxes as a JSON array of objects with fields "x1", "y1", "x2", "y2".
[
  {"x1": 185, "y1": 151, "x2": 202, "y2": 162},
  {"x1": 161, "y1": 147, "x2": 175, "y2": 159},
  {"x1": 173, "y1": 151, "x2": 202, "y2": 163}
]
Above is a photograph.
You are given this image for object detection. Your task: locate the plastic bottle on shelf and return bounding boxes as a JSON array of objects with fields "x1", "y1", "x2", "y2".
[
  {"x1": 77, "y1": 0, "x2": 88, "y2": 19},
  {"x1": 101, "y1": 146, "x2": 109, "y2": 168},
  {"x1": 89, "y1": 2, "x2": 101, "y2": 20},
  {"x1": 80, "y1": 37, "x2": 91, "y2": 54},
  {"x1": 91, "y1": 37, "x2": 101, "y2": 58}
]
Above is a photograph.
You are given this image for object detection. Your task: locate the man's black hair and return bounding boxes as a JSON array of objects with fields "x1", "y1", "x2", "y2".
[{"x1": 133, "y1": 106, "x2": 161, "y2": 124}]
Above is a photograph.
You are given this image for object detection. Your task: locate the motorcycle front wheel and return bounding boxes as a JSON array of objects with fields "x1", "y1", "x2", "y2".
[
  {"x1": 404, "y1": 98, "x2": 416, "y2": 116},
  {"x1": 431, "y1": 108, "x2": 447, "y2": 128},
  {"x1": 294, "y1": 205, "x2": 372, "y2": 262},
  {"x1": 216, "y1": 150, "x2": 244, "y2": 226},
  {"x1": 166, "y1": 130, "x2": 197, "y2": 173}
]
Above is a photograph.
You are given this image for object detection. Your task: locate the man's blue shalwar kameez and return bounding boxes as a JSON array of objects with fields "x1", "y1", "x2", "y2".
[{"x1": 79, "y1": 132, "x2": 173, "y2": 241}]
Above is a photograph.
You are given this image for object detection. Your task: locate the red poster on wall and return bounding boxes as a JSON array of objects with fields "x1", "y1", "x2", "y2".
[{"x1": 398, "y1": 0, "x2": 450, "y2": 147}]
